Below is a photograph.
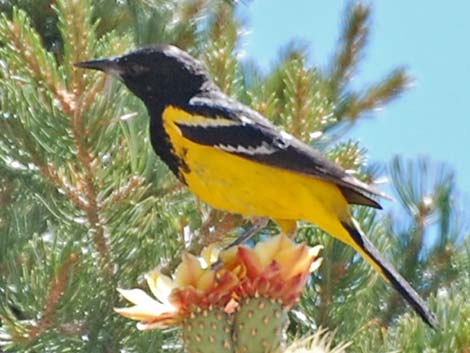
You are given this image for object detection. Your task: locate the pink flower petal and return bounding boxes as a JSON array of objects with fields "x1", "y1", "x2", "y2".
[{"x1": 238, "y1": 246, "x2": 263, "y2": 278}]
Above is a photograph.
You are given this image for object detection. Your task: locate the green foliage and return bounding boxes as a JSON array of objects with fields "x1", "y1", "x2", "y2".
[
  {"x1": 202, "y1": 3, "x2": 242, "y2": 97},
  {"x1": 0, "y1": 1, "x2": 467, "y2": 353},
  {"x1": 327, "y1": 3, "x2": 411, "y2": 124},
  {"x1": 296, "y1": 157, "x2": 469, "y2": 352},
  {"x1": 350, "y1": 261, "x2": 470, "y2": 353}
]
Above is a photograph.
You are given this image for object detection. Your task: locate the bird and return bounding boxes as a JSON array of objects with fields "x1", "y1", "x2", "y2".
[{"x1": 75, "y1": 44, "x2": 437, "y2": 328}]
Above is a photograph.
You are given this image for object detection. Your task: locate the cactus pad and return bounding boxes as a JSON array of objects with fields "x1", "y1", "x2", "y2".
[
  {"x1": 182, "y1": 307, "x2": 234, "y2": 353},
  {"x1": 233, "y1": 296, "x2": 288, "y2": 353}
]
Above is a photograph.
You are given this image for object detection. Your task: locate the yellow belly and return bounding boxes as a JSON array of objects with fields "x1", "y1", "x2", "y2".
[{"x1": 162, "y1": 106, "x2": 351, "y2": 239}]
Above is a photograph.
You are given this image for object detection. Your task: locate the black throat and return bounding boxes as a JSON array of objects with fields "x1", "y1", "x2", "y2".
[
  {"x1": 121, "y1": 56, "x2": 215, "y2": 183},
  {"x1": 147, "y1": 103, "x2": 187, "y2": 182},
  {"x1": 138, "y1": 74, "x2": 217, "y2": 183}
]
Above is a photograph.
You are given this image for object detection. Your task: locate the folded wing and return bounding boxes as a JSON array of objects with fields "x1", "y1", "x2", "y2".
[{"x1": 178, "y1": 92, "x2": 386, "y2": 209}]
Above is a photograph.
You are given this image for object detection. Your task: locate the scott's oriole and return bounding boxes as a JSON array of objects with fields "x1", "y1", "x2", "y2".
[{"x1": 76, "y1": 44, "x2": 437, "y2": 328}]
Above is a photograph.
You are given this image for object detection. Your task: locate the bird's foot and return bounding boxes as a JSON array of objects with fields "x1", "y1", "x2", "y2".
[{"x1": 211, "y1": 217, "x2": 269, "y2": 270}]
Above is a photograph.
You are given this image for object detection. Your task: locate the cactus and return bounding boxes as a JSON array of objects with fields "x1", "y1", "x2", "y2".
[
  {"x1": 116, "y1": 235, "x2": 322, "y2": 353},
  {"x1": 182, "y1": 307, "x2": 235, "y2": 353},
  {"x1": 233, "y1": 296, "x2": 288, "y2": 353}
]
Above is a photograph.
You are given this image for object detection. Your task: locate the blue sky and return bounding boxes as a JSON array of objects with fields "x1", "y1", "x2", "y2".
[{"x1": 241, "y1": 1, "x2": 470, "y2": 198}]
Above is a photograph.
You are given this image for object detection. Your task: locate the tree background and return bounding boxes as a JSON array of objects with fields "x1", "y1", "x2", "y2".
[{"x1": 0, "y1": 1, "x2": 469, "y2": 352}]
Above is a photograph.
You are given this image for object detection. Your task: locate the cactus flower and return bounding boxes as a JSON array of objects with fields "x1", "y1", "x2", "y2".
[
  {"x1": 221, "y1": 233, "x2": 323, "y2": 309},
  {"x1": 115, "y1": 250, "x2": 238, "y2": 330},
  {"x1": 115, "y1": 235, "x2": 323, "y2": 353}
]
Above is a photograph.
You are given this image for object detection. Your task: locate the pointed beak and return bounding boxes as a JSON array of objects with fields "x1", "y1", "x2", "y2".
[{"x1": 74, "y1": 58, "x2": 120, "y2": 73}]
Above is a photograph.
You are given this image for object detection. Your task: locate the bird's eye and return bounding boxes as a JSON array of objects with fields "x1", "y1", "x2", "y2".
[{"x1": 127, "y1": 64, "x2": 147, "y2": 75}]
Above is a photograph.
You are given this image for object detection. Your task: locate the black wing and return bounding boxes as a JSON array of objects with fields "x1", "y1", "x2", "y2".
[{"x1": 179, "y1": 91, "x2": 386, "y2": 209}]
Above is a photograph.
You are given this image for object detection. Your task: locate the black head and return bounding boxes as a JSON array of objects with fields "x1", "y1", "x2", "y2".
[{"x1": 75, "y1": 45, "x2": 213, "y2": 106}]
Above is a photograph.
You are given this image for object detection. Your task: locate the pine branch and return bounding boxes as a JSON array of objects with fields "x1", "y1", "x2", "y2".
[
  {"x1": 0, "y1": 0, "x2": 61, "y2": 53},
  {"x1": 160, "y1": 210, "x2": 242, "y2": 276},
  {"x1": 56, "y1": 0, "x2": 96, "y2": 90},
  {"x1": 70, "y1": 94, "x2": 113, "y2": 272},
  {"x1": 0, "y1": 10, "x2": 88, "y2": 209},
  {"x1": 380, "y1": 157, "x2": 464, "y2": 327},
  {"x1": 1, "y1": 2, "x2": 468, "y2": 352},
  {"x1": 340, "y1": 68, "x2": 411, "y2": 121},
  {"x1": 256, "y1": 47, "x2": 336, "y2": 143},
  {"x1": 329, "y1": 2, "x2": 370, "y2": 96},
  {"x1": 327, "y1": 140, "x2": 366, "y2": 173},
  {"x1": 282, "y1": 58, "x2": 315, "y2": 140},
  {"x1": 0, "y1": 9, "x2": 73, "y2": 114},
  {"x1": 203, "y1": 3, "x2": 241, "y2": 96},
  {"x1": 105, "y1": 176, "x2": 142, "y2": 207},
  {"x1": 172, "y1": 0, "x2": 208, "y2": 49},
  {"x1": 198, "y1": 210, "x2": 242, "y2": 247},
  {"x1": 27, "y1": 253, "x2": 79, "y2": 340},
  {"x1": 326, "y1": 3, "x2": 410, "y2": 125}
]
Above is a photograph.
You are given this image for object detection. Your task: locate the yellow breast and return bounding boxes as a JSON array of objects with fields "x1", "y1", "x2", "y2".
[{"x1": 161, "y1": 106, "x2": 349, "y2": 236}]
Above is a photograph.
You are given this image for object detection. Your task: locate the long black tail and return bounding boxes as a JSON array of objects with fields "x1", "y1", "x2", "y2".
[{"x1": 341, "y1": 220, "x2": 438, "y2": 328}]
